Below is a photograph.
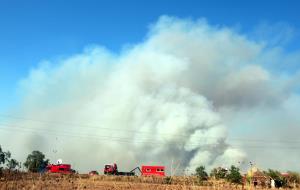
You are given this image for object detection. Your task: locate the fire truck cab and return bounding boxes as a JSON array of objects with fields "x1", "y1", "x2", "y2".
[{"x1": 104, "y1": 163, "x2": 118, "y2": 175}]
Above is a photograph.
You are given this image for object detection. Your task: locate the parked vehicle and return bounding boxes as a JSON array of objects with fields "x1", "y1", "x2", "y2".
[
  {"x1": 46, "y1": 164, "x2": 74, "y2": 174},
  {"x1": 103, "y1": 163, "x2": 165, "y2": 176},
  {"x1": 89, "y1": 170, "x2": 99, "y2": 175},
  {"x1": 141, "y1": 165, "x2": 165, "y2": 176},
  {"x1": 104, "y1": 163, "x2": 139, "y2": 176}
]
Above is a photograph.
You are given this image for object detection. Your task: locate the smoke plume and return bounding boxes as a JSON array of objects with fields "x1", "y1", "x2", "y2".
[{"x1": 1, "y1": 16, "x2": 300, "y2": 173}]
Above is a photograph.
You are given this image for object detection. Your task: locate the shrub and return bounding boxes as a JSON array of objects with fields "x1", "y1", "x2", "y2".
[
  {"x1": 195, "y1": 166, "x2": 208, "y2": 181},
  {"x1": 287, "y1": 171, "x2": 300, "y2": 184},
  {"x1": 264, "y1": 169, "x2": 287, "y2": 188},
  {"x1": 24, "y1": 150, "x2": 49, "y2": 172},
  {"x1": 0, "y1": 145, "x2": 19, "y2": 173},
  {"x1": 210, "y1": 167, "x2": 228, "y2": 179},
  {"x1": 226, "y1": 165, "x2": 242, "y2": 184}
]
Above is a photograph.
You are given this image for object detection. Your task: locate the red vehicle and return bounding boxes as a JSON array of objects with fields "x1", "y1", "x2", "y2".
[
  {"x1": 104, "y1": 163, "x2": 136, "y2": 176},
  {"x1": 141, "y1": 165, "x2": 165, "y2": 176},
  {"x1": 103, "y1": 163, "x2": 165, "y2": 176},
  {"x1": 89, "y1": 170, "x2": 99, "y2": 175},
  {"x1": 46, "y1": 164, "x2": 73, "y2": 174},
  {"x1": 104, "y1": 163, "x2": 118, "y2": 175}
]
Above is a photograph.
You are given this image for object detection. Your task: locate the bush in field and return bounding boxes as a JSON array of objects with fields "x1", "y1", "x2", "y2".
[
  {"x1": 195, "y1": 166, "x2": 208, "y2": 181},
  {"x1": 0, "y1": 145, "x2": 19, "y2": 173},
  {"x1": 264, "y1": 169, "x2": 287, "y2": 188},
  {"x1": 164, "y1": 176, "x2": 172, "y2": 184},
  {"x1": 264, "y1": 169, "x2": 281, "y2": 180},
  {"x1": 210, "y1": 167, "x2": 228, "y2": 179},
  {"x1": 226, "y1": 165, "x2": 242, "y2": 184},
  {"x1": 287, "y1": 171, "x2": 300, "y2": 184},
  {"x1": 24, "y1": 150, "x2": 49, "y2": 172}
]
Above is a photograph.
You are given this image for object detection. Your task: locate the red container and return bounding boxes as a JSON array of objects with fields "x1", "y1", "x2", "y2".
[
  {"x1": 141, "y1": 165, "x2": 165, "y2": 176},
  {"x1": 46, "y1": 164, "x2": 72, "y2": 174}
]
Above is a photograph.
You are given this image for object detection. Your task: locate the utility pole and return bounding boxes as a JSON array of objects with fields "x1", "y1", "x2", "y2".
[
  {"x1": 249, "y1": 161, "x2": 253, "y2": 190},
  {"x1": 171, "y1": 159, "x2": 173, "y2": 176}
]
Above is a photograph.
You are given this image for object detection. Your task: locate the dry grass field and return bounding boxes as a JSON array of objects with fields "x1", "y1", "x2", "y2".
[{"x1": 0, "y1": 172, "x2": 298, "y2": 190}]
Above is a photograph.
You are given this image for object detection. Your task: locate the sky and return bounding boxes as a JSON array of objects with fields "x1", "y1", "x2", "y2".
[
  {"x1": 1, "y1": 0, "x2": 300, "y2": 111},
  {"x1": 1, "y1": 0, "x2": 300, "y2": 172}
]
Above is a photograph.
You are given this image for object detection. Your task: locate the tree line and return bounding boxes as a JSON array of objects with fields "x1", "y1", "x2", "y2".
[
  {"x1": 195, "y1": 165, "x2": 300, "y2": 188},
  {"x1": 0, "y1": 145, "x2": 49, "y2": 174},
  {"x1": 195, "y1": 165, "x2": 243, "y2": 184}
]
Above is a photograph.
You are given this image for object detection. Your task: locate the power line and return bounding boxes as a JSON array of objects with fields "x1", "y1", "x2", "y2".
[
  {"x1": 0, "y1": 113, "x2": 299, "y2": 144},
  {"x1": 0, "y1": 119, "x2": 297, "y2": 145},
  {"x1": 0, "y1": 114, "x2": 183, "y2": 137},
  {"x1": 1, "y1": 123, "x2": 300, "y2": 150},
  {"x1": 0, "y1": 123, "x2": 226, "y2": 147}
]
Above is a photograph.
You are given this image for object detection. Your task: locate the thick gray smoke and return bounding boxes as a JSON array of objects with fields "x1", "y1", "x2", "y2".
[{"x1": 1, "y1": 16, "x2": 300, "y2": 173}]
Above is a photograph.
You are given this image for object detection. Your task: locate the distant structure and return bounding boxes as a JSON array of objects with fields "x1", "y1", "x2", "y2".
[{"x1": 246, "y1": 166, "x2": 271, "y2": 188}]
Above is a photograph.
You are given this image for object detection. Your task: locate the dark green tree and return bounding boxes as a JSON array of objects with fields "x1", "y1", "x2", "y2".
[
  {"x1": 0, "y1": 146, "x2": 19, "y2": 170},
  {"x1": 7, "y1": 159, "x2": 19, "y2": 170},
  {"x1": 210, "y1": 167, "x2": 228, "y2": 179},
  {"x1": 226, "y1": 165, "x2": 242, "y2": 184},
  {"x1": 24, "y1": 151, "x2": 49, "y2": 172},
  {"x1": 195, "y1": 166, "x2": 208, "y2": 181},
  {"x1": 0, "y1": 146, "x2": 5, "y2": 166},
  {"x1": 0, "y1": 146, "x2": 5, "y2": 173}
]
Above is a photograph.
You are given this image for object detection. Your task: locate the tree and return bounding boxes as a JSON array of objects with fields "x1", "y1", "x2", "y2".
[
  {"x1": 0, "y1": 146, "x2": 5, "y2": 174},
  {"x1": 195, "y1": 166, "x2": 208, "y2": 181},
  {"x1": 226, "y1": 165, "x2": 242, "y2": 184},
  {"x1": 24, "y1": 151, "x2": 49, "y2": 172},
  {"x1": 210, "y1": 167, "x2": 228, "y2": 179},
  {"x1": 0, "y1": 146, "x2": 5, "y2": 166},
  {"x1": 7, "y1": 159, "x2": 19, "y2": 170},
  {"x1": 0, "y1": 145, "x2": 19, "y2": 172}
]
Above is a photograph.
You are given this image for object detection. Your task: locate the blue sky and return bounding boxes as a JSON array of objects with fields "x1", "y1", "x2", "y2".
[{"x1": 1, "y1": 0, "x2": 300, "y2": 112}]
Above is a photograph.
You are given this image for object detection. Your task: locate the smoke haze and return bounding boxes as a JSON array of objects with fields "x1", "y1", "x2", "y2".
[{"x1": 1, "y1": 16, "x2": 300, "y2": 173}]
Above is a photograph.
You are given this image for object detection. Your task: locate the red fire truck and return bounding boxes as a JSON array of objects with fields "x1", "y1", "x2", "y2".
[
  {"x1": 46, "y1": 164, "x2": 73, "y2": 174},
  {"x1": 103, "y1": 163, "x2": 165, "y2": 176}
]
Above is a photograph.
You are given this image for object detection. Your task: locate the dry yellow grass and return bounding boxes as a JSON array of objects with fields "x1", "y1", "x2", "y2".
[{"x1": 0, "y1": 172, "x2": 299, "y2": 190}]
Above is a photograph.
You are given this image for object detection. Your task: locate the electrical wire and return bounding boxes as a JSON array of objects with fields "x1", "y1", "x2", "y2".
[
  {"x1": 0, "y1": 113, "x2": 299, "y2": 144},
  {"x1": 1, "y1": 122, "x2": 300, "y2": 150}
]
